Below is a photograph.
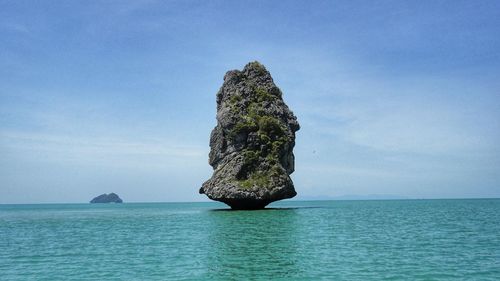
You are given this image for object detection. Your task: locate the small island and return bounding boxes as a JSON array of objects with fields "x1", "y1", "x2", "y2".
[{"x1": 90, "y1": 193, "x2": 123, "y2": 203}]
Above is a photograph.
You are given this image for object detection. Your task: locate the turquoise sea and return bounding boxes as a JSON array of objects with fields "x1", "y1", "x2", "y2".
[{"x1": 0, "y1": 199, "x2": 499, "y2": 280}]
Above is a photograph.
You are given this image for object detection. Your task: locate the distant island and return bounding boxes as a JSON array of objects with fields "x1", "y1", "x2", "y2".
[{"x1": 90, "y1": 193, "x2": 123, "y2": 203}]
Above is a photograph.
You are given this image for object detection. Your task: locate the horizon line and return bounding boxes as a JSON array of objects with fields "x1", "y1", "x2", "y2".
[{"x1": 1, "y1": 197, "x2": 499, "y2": 205}]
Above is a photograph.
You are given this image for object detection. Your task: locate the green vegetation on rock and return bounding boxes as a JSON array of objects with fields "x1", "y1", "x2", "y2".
[
  {"x1": 227, "y1": 84, "x2": 292, "y2": 190},
  {"x1": 258, "y1": 115, "x2": 284, "y2": 136},
  {"x1": 242, "y1": 150, "x2": 259, "y2": 167},
  {"x1": 229, "y1": 93, "x2": 242, "y2": 104},
  {"x1": 229, "y1": 118, "x2": 257, "y2": 138},
  {"x1": 238, "y1": 170, "x2": 271, "y2": 189},
  {"x1": 255, "y1": 87, "x2": 275, "y2": 102},
  {"x1": 247, "y1": 61, "x2": 267, "y2": 75},
  {"x1": 237, "y1": 164, "x2": 284, "y2": 189}
]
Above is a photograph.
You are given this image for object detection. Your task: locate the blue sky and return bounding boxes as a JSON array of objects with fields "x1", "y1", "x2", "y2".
[{"x1": 1, "y1": 0, "x2": 499, "y2": 203}]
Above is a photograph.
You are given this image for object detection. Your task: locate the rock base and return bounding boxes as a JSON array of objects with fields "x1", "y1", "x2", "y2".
[{"x1": 222, "y1": 199, "x2": 271, "y2": 210}]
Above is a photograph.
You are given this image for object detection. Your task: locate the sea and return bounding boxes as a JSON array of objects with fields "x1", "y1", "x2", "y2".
[{"x1": 0, "y1": 199, "x2": 498, "y2": 280}]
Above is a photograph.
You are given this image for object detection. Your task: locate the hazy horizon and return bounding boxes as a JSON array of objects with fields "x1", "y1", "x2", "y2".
[
  {"x1": 1, "y1": 1, "x2": 500, "y2": 204},
  {"x1": 2, "y1": 196, "x2": 499, "y2": 205}
]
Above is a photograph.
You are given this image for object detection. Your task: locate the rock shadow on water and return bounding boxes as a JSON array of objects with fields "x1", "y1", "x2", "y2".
[
  {"x1": 202, "y1": 207, "x2": 303, "y2": 279},
  {"x1": 209, "y1": 206, "x2": 321, "y2": 212}
]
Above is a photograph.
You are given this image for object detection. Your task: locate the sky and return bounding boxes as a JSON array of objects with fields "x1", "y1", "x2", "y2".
[{"x1": 1, "y1": 0, "x2": 499, "y2": 203}]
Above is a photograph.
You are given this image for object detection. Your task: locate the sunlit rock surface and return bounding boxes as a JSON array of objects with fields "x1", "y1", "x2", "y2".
[{"x1": 200, "y1": 62, "x2": 300, "y2": 209}]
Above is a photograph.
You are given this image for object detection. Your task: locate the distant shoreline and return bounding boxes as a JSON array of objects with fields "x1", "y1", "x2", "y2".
[{"x1": 1, "y1": 197, "x2": 498, "y2": 205}]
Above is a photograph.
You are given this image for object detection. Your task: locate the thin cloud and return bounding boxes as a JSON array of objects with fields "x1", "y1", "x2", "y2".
[
  {"x1": 0, "y1": 131, "x2": 205, "y2": 166},
  {"x1": 1, "y1": 22, "x2": 29, "y2": 33}
]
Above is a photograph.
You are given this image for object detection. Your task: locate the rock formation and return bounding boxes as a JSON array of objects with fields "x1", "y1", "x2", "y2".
[
  {"x1": 200, "y1": 61, "x2": 300, "y2": 209},
  {"x1": 90, "y1": 193, "x2": 123, "y2": 203}
]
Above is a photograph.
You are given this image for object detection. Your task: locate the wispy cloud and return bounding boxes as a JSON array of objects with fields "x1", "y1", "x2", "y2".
[
  {"x1": 0, "y1": 131, "x2": 205, "y2": 168},
  {"x1": 266, "y1": 49, "x2": 500, "y2": 156},
  {"x1": 1, "y1": 22, "x2": 29, "y2": 34}
]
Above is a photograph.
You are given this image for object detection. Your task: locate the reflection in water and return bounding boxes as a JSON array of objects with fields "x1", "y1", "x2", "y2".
[{"x1": 204, "y1": 208, "x2": 300, "y2": 279}]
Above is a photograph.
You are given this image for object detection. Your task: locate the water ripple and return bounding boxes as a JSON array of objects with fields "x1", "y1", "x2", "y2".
[{"x1": 0, "y1": 200, "x2": 499, "y2": 280}]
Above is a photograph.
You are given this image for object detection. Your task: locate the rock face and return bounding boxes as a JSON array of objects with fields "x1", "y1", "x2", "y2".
[
  {"x1": 200, "y1": 61, "x2": 300, "y2": 209},
  {"x1": 90, "y1": 193, "x2": 123, "y2": 203}
]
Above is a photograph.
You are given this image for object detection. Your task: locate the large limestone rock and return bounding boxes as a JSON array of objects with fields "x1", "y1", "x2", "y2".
[{"x1": 200, "y1": 61, "x2": 300, "y2": 209}]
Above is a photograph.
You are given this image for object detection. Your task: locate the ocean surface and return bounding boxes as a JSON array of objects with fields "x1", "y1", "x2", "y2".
[{"x1": 0, "y1": 199, "x2": 499, "y2": 280}]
